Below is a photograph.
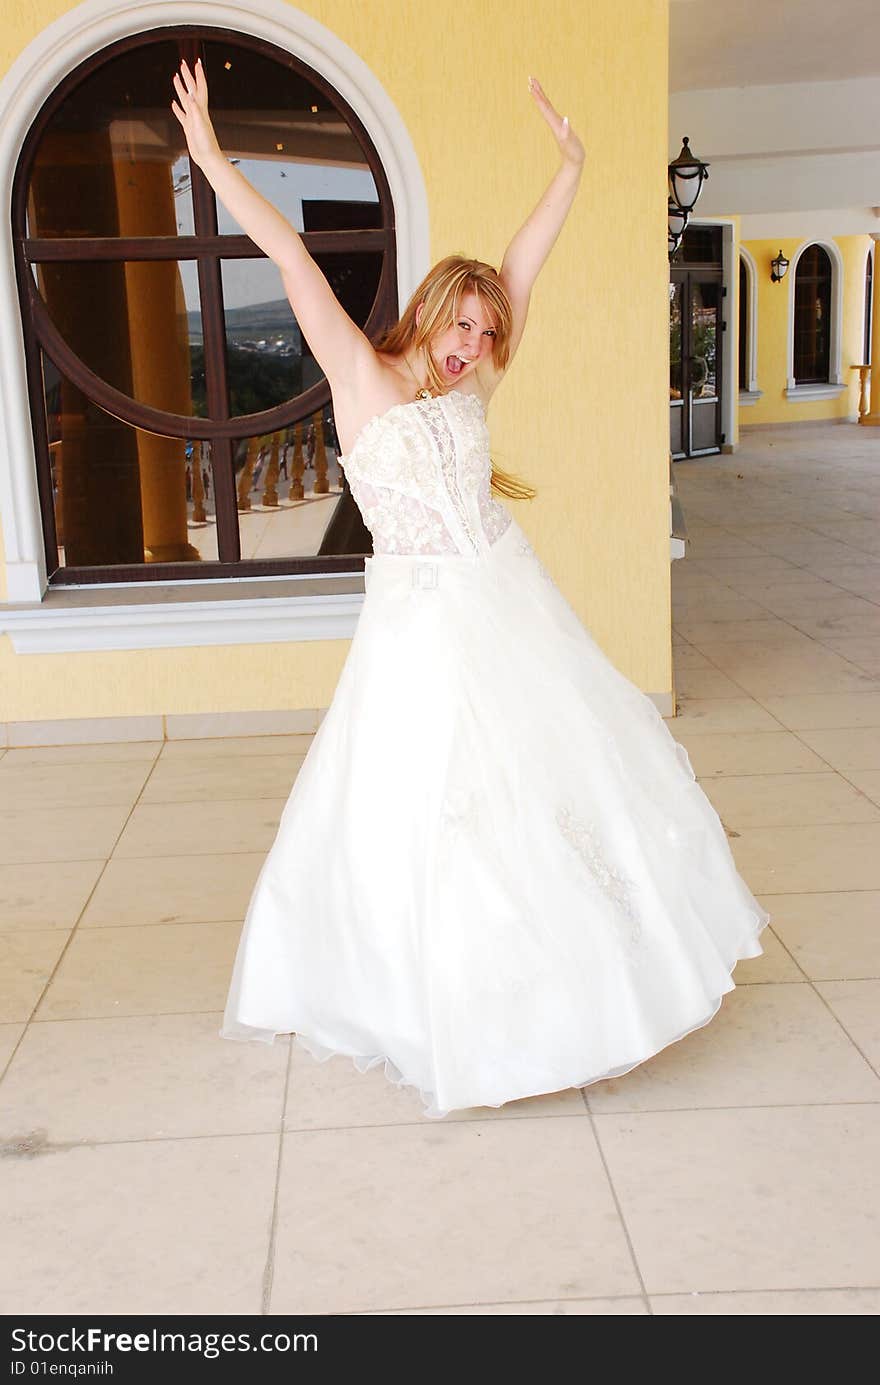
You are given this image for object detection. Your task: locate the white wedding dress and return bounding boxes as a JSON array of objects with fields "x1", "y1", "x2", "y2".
[{"x1": 221, "y1": 388, "x2": 770, "y2": 1117}]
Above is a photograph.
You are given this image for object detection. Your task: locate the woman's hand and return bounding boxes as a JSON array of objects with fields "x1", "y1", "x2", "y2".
[
  {"x1": 171, "y1": 58, "x2": 222, "y2": 170},
  {"x1": 528, "y1": 76, "x2": 585, "y2": 167}
]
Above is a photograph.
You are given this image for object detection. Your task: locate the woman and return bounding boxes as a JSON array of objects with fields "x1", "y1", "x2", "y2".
[{"x1": 173, "y1": 60, "x2": 769, "y2": 1119}]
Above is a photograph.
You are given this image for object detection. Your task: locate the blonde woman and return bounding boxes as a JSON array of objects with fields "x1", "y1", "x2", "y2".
[{"x1": 173, "y1": 60, "x2": 769, "y2": 1119}]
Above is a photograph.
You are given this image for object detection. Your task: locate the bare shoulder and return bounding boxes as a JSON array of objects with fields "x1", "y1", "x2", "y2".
[{"x1": 330, "y1": 351, "x2": 414, "y2": 455}]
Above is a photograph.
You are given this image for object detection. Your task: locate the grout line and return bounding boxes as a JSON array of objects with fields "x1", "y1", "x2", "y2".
[
  {"x1": 261, "y1": 1038, "x2": 294, "y2": 1316},
  {"x1": 582, "y1": 1094, "x2": 652, "y2": 1314},
  {"x1": 5, "y1": 751, "x2": 169, "y2": 1061}
]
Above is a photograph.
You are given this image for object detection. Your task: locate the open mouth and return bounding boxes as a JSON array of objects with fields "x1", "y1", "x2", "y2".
[{"x1": 445, "y1": 354, "x2": 471, "y2": 376}]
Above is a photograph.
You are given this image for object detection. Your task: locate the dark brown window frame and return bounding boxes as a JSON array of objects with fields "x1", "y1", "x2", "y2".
[{"x1": 12, "y1": 25, "x2": 398, "y2": 586}]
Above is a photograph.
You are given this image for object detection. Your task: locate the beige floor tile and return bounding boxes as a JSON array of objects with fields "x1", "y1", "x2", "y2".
[
  {"x1": 651, "y1": 1289, "x2": 880, "y2": 1315},
  {"x1": 731, "y1": 823, "x2": 880, "y2": 893},
  {"x1": 686, "y1": 557, "x2": 804, "y2": 579},
  {"x1": 0, "y1": 1013, "x2": 289, "y2": 1143},
  {"x1": 0, "y1": 761, "x2": 152, "y2": 811},
  {"x1": 732, "y1": 925, "x2": 803, "y2": 983},
  {"x1": 0, "y1": 932, "x2": 69, "y2": 1022},
  {"x1": 0, "y1": 805, "x2": 130, "y2": 864},
  {"x1": 794, "y1": 611, "x2": 880, "y2": 641},
  {"x1": 271, "y1": 1121, "x2": 639, "y2": 1314},
  {"x1": 672, "y1": 667, "x2": 746, "y2": 698},
  {"x1": 361, "y1": 1298, "x2": 649, "y2": 1315},
  {"x1": 0, "y1": 1133, "x2": 277, "y2": 1314},
  {"x1": 796, "y1": 726, "x2": 880, "y2": 773},
  {"x1": 691, "y1": 642, "x2": 877, "y2": 697},
  {"x1": 819, "y1": 637, "x2": 880, "y2": 676},
  {"x1": 670, "y1": 699, "x2": 781, "y2": 734},
  {"x1": 159, "y1": 734, "x2": 315, "y2": 758},
  {"x1": 283, "y1": 1044, "x2": 588, "y2": 1131},
  {"x1": 767, "y1": 892, "x2": 880, "y2": 980},
  {"x1": 114, "y1": 799, "x2": 284, "y2": 858},
  {"x1": 669, "y1": 731, "x2": 827, "y2": 778},
  {"x1": 593, "y1": 1105, "x2": 880, "y2": 1292},
  {"x1": 847, "y1": 769, "x2": 880, "y2": 805},
  {"x1": 758, "y1": 692, "x2": 880, "y2": 731},
  {"x1": 702, "y1": 772, "x2": 880, "y2": 828},
  {"x1": 2, "y1": 743, "x2": 162, "y2": 766},
  {"x1": 671, "y1": 598, "x2": 772, "y2": 622},
  {"x1": 670, "y1": 649, "x2": 714, "y2": 672},
  {"x1": 141, "y1": 754, "x2": 304, "y2": 804},
  {"x1": 0, "y1": 860, "x2": 104, "y2": 932},
  {"x1": 586, "y1": 983, "x2": 879, "y2": 1113},
  {"x1": 0, "y1": 1023, "x2": 25, "y2": 1069},
  {"x1": 815, "y1": 981, "x2": 880, "y2": 1071},
  {"x1": 34, "y1": 922, "x2": 241, "y2": 1020},
  {"x1": 81, "y1": 853, "x2": 264, "y2": 927},
  {"x1": 674, "y1": 619, "x2": 808, "y2": 647}
]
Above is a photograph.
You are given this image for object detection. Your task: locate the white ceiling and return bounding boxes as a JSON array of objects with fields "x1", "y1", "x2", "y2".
[{"x1": 670, "y1": 0, "x2": 880, "y2": 92}]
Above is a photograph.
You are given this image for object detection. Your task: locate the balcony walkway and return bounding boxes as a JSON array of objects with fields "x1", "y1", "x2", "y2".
[{"x1": 1, "y1": 421, "x2": 878, "y2": 1315}]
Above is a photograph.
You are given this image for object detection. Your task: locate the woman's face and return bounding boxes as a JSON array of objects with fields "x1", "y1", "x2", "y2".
[{"x1": 420, "y1": 289, "x2": 498, "y2": 385}]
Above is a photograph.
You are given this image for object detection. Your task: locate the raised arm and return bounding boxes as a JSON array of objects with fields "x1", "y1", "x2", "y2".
[
  {"x1": 497, "y1": 77, "x2": 585, "y2": 366},
  {"x1": 171, "y1": 58, "x2": 373, "y2": 389}
]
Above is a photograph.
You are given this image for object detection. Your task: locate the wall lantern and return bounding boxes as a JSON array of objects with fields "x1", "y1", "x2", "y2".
[
  {"x1": 668, "y1": 197, "x2": 688, "y2": 258},
  {"x1": 668, "y1": 136, "x2": 709, "y2": 214},
  {"x1": 770, "y1": 249, "x2": 790, "y2": 283}
]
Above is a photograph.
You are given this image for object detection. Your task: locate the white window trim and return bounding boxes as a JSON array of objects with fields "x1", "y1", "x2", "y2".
[
  {"x1": 738, "y1": 245, "x2": 759, "y2": 394},
  {"x1": 0, "y1": 0, "x2": 429, "y2": 644},
  {"x1": 786, "y1": 238, "x2": 844, "y2": 393},
  {"x1": 1, "y1": 583, "x2": 366, "y2": 653}
]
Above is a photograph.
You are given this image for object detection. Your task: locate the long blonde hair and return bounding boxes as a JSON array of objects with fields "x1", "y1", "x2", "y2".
[{"x1": 376, "y1": 256, "x2": 537, "y2": 501}]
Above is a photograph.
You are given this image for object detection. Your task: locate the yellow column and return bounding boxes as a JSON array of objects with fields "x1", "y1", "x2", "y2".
[
  {"x1": 114, "y1": 159, "x2": 201, "y2": 557},
  {"x1": 862, "y1": 234, "x2": 880, "y2": 426}
]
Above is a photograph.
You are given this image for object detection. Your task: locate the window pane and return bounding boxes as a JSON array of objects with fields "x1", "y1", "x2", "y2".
[
  {"x1": 35, "y1": 260, "x2": 204, "y2": 416},
  {"x1": 232, "y1": 406, "x2": 362, "y2": 559},
  {"x1": 221, "y1": 253, "x2": 381, "y2": 416},
  {"x1": 42, "y1": 353, "x2": 214, "y2": 570},
  {"x1": 794, "y1": 245, "x2": 831, "y2": 384},
  {"x1": 200, "y1": 39, "x2": 380, "y2": 237},
  {"x1": 26, "y1": 40, "x2": 195, "y2": 239}
]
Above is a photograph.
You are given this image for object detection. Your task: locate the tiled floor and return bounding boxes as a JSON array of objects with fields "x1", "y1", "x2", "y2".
[{"x1": 1, "y1": 422, "x2": 879, "y2": 1315}]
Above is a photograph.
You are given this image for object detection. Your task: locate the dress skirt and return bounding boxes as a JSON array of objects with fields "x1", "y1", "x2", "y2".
[{"x1": 221, "y1": 514, "x2": 770, "y2": 1118}]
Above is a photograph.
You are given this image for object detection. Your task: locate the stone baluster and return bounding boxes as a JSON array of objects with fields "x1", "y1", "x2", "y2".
[
  {"x1": 237, "y1": 435, "x2": 261, "y2": 511},
  {"x1": 262, "y1": 431, "x2": 281, "y2": 508},
  {"x1": 290, "y1": 422, "x2": 305, "y2": 500},
  {"x1": 191, "y1": 440, "x2": 207, "y2": 523},
  {"x1": 313, "y1": 410, "x2": 329, "y2": 494}
]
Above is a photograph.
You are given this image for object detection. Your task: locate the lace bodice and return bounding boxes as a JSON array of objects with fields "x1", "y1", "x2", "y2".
[{"x1": 338, "y1": 390, "x2": 513, "y2": 556}]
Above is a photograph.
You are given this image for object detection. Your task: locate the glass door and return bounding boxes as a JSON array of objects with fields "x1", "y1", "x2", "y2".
[{"x1": 670, "y1": 267, "x2": 723, "y2": 458}]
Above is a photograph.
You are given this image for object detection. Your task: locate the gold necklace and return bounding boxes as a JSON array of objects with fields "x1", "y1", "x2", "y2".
[{"x1": 402, "y1": 351, "x2": 434, "y2": 401}]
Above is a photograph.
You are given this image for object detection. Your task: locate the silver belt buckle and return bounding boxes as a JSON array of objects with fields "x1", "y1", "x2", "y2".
[{"x1": 412, "y1": 561, "x2": 439, "y2": 589}]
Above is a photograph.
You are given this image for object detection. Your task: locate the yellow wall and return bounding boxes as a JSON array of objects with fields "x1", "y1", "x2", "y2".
[
  {"x1": 0, "y1": 0, "x2": 672, "y2": 721},
  {"x1": 739, "y1": 235, "x2": 871, "y2": 427}
]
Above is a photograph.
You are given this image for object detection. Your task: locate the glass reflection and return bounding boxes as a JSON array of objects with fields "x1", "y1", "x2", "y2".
[
  {"x1": 200, "y1": 39, "x2": 379, "y2": 239},
  {"x1": 35, "y1": 260, "x2": 202, "y2": 415},
  {"x1": 26, "y1": 40, "x2": 194, "y2": 238},
  {"x1": 690, "y1": 282, "x2": 718, "y2": 398},
  {"x1": 221, "y1": 254, "x2": 381, "y2": 415},
  {"x1": 42, "y1": 354, "x2": 212, "y2": 569},
  {"x1": 669, "y1": 280, "x2": 683, "y2": 401},
  {"x1": 232, "y1": 407, "x2": 347, "y2": 559}
]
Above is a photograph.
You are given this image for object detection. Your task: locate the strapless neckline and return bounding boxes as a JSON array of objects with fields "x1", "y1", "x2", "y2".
[{"x1": 338, "y1": 389, "x2": 485, "y2": 464}]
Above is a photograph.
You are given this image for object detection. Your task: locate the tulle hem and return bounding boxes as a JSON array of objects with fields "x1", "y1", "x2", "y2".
[{"x1": 220, "y1": 904, "x2": 771, "y2": 1121}]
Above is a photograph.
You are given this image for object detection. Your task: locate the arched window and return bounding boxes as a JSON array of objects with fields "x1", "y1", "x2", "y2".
[
  {"x1": 865, "y1": 246, "x2": 874, "y2": 366},
  {"x1": 13, "y1": 27, "x2": 397, "y2": 585},
  {"x1": 793, "y1": 244, "x2": 832, "y2": 385}
]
